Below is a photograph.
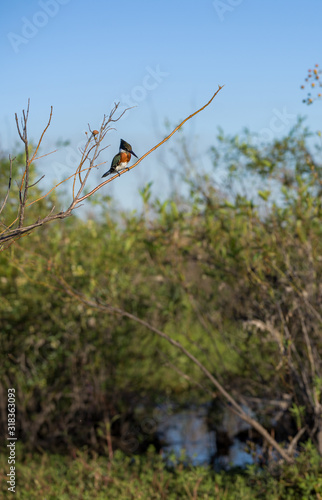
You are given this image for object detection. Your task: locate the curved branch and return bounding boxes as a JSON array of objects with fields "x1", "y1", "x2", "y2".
[
  {"x1": 1, "y1": 90, "x2": 223, "y2": 248},
  {"x1": 58, "y1": 277, "x2": 294, "y2": 464},
  {"x1": 77, "y1": 86, "x2": 224, "y2": 203},
  {"x1": 29, "y1": 106, "x2": 53, "y2": 164}
]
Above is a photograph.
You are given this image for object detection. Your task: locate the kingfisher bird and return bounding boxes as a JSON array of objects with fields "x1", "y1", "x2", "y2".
[{"x1": 102, "y1": 139, "x2": 138, "y2": 177}]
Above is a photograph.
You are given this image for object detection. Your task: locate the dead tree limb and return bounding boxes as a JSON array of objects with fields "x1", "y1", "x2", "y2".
[
  {"x1": 1, "y1": 87, "x2": 223, "y2": 249},
  {"x1": 57, "y1": 276, "x2": 294, "y2": 464},
  {"x1": 77, "y1": 86, "x2": 224, "y2": 203}
]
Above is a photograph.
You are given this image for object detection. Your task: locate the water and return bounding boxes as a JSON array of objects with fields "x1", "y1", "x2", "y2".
[
  {"x1": 156, "y1": 404, "x2": 258, "y2": 468},
  {"x1": 158, "y1": 406, "x2": 216, "y2": 466}
]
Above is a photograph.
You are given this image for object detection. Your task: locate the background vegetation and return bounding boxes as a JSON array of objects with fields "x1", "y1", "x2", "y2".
[{"x1": 1, "y1": 113, "x2": 322, "y2": 496}]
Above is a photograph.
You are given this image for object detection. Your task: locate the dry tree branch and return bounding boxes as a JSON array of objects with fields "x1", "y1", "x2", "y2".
[
  {"x1": 1, "y1": 89, "x2": 223, "y2": 249},
  {"x1": 33, "y1": 149, "x2": 58, "y2": 162},
  {"x1": 29, "y1": 106, "x2": 53, "y2": 165},
  {"x1": 1, "y1": 102, "x2": 126, "y2": 248},
  {"x1": 57, "y1": 276, "x2": 294, "y2": 464},
  {"x1": 28, "y1": 175, "x2": 45, "y2": 189},
  {"x1": 158, "y1": 350, "x2": 215, "y2": 396},
  {"x1": 25, "y1": 166, "x2": 93, "y2": 209},
  {"x1": 16, "y1": 100, "x2": 30, "y2": 227},
  {"x1": 287, "y1": 426, "x2": 307, "y2": 455},
  {"x1": 76, "y1": 86, "x2": 224, "y2": 204},
  {"x1": 15, "y1": 101, "x2": 53, "y2": 228}
]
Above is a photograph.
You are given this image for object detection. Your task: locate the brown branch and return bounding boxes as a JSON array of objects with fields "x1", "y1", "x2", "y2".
[
  {"x1": 108, "y1": 103, "x2": 137, "y2": 123},
  {"x1": 28, "y1": 175, "x2": 45, "y2": 189},
  {"x1": 1, "y1": 90, "x2": 223, "y2": 248},
  {"x1": 0, "y1": 210, "x2": 67, "y2": 243},
  {"x1": 32, "y1": 149, "x2": 58, "y2": 162},
  {"x1": 161, "y1": 355, "x2": 215, "y2": 396},
  {"x1": 26, "y1": 166, "x2": 92, "y2": 209},
  {"x1": 16, "y1": 100, "x2": 30, "y2": 227},
  {"x1": 57, "y1": 277, "x2": 294, "y2": 464},
  {"x1": 15, "y1": 101, "x2": 53, "y2": 228},
  {"x1": 77, "y1": 86, "x2": 224, "y2": 204},
  {"x1": 70, "y1": 103, "x2": 131, "y2": 205},
  {"x1": 287, "y1": 426, "x2": 307, "y2": 455},
  {"x1": 29, "y1": 106, "x2": 53, "y2": 164},
  {"x1": 0, "y1": 215, "x2": 19, "y2": 236}
]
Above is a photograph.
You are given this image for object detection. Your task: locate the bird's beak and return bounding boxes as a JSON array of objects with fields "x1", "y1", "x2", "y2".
[{"x1": 131, "y1": 150, "x2": 138, "y2": 158}]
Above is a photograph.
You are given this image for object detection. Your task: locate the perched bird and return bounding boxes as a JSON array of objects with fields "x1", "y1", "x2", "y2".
[{"x1": 102, "y1": 139, "x2": 138, "y2": 177}]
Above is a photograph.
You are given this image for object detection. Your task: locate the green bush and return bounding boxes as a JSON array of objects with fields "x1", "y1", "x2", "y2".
[
  {"x1": 0, "y1": 120, "x2": 321, "y2": 456},
  {"x1": 0, "y1": 443, "x2": 321, "y2": 499}
]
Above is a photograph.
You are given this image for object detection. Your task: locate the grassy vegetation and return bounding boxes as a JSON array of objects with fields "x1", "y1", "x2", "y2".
[
  {"x1": 1, "y1": 120, "x2": 322, "y2": 493},
  {"x1": 1, "y1": 443, "x2": 322, "y2": 499}
]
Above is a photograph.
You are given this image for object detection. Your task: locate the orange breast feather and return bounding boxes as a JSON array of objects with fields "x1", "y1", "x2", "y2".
[{"x1": 120, "y1": 151, "x2": 131, "y2": 162}]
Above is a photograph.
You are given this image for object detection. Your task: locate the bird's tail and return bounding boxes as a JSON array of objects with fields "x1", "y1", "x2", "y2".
[{"x1": 102, "y1": 169, "x2": 112, "y2": 178}]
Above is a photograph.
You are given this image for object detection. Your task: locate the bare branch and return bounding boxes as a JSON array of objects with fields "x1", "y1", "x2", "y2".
[
  {"x1": 109, "y1": 105, "x2": 136, "y2": 123},
  {"x1": 57, "y1": 277, "x2": 294, "y2": 464},
  {"x1": 29, "y1": 106, "x2": 53, "y2": 164},
  {"x1": 28, "y1": 175, "x2": 45, "y2": 189},
  {"x1": 16, "y1": 101, "x2": 30, "y2": 227},
  {"x1": 14, "y1": 102, "x2": 53, "y2": 228},
  {"x1": 15, "y1": 113, "x2": 25, "y2": 142},
  {"x1": 26, "y1": 166, "x2": 91, "y2": 208},
  {"x1": 159, "y1": 351, "x2": 215, "y2": 396},
  {"x1": 25, "y1": 98, "x2": 30, "y2": 122},
  {"x1": 33, "y1": 149, "x2": 58, "y2": 162},
  {"x1": 77, "y1": 86, "x2": 224, "y2": 204},
  {"x1": 1, "y1": 89, "x2": 224, "y2": 249},
  {"x1": 287, "y1": 426, "x2": 307, "y2": 455}
]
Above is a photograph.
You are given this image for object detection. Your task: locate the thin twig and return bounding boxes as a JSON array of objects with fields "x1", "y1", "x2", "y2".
[
  {"x1": 287, "y1": 426, "x2": 307, "y2": 455},
  {"x1": 28, "y1": 175, "x2": 45, "y2": 189},
  {"x1": 1, "y1": 90, "x2": 223, "y2": 248},
  {"x1": 15, "y1": 102, "x2": 53, "y2": 227},
  {"x1": 77, "y1": 86, "x2": 224, "y2": 204},
  {"x1": 16, "y1": 102, "x2": 30, "y2": 227},
  {"x1": 33, "y1": 149, "x2": 58, "y2": 162},
  {"x1": 29, "y1": 106, "x2": 53, "y2": 164}
]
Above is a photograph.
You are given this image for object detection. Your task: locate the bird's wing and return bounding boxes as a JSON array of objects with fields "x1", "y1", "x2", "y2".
[{"x1": 111, "y1": 153, "x2": 121, "y2": 169}]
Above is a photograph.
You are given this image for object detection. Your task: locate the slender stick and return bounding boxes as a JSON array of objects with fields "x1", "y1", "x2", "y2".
[
  {"x1": 58, "y1": 277, "x2": 294, "y2": 464},
  {"x1": 1, "y1": 89, "x2": 223, "y2": 248},
  {"x1": 77, "y1": 86, "x2": 224, "y2": 203}
]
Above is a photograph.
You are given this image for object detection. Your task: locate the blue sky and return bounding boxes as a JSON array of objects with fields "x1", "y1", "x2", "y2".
[{"x1": 1, "y1": 0, "x2": 321, "y2": 209}]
